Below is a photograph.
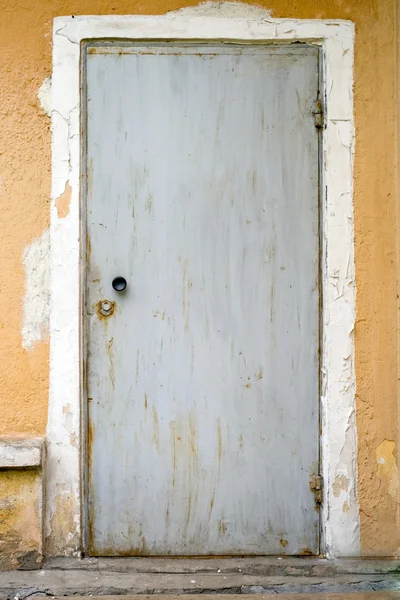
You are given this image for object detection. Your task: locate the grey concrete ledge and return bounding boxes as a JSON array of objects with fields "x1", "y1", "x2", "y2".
[
  {"x1": 0, "y1": 437, "x2": 44, "y2": 469},
  {"x1": 44, "y1": 557, "x2": 400, "y2": 576},
  {"x1": 28, "y1": 595, "x2": 400, "y2": 600},
  {"x1": 1, "y1": 570, "x2": 400, "y2": 598}
]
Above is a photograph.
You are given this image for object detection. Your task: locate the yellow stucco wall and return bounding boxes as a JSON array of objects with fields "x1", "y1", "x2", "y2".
[
  {"x1": 0, "y1": 0, "x2": 398, "y2": 557},
  {"x1": 0, "y1": 470, "x2": 43, "y2": 570}
]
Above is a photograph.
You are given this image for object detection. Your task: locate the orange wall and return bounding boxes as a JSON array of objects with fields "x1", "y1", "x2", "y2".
[{"x1": 0, "y1": 0, "x2": 398, "y2": 556}]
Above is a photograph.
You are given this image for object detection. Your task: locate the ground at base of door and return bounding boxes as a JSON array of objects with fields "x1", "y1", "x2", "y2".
[
  {"x1": 1, "y1": 558, "x2": 400, "y2": 599},
  {"x1": 34, "y1": 596, "x2": 400, "y2": 600},
  {"x1": 3, "y1": 593, "x2": 400, "y2": 600}
]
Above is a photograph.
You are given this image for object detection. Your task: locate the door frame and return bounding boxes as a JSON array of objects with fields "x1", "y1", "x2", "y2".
[{"x1": 48, "y1": 9, "x2": 357, "y2": 558}]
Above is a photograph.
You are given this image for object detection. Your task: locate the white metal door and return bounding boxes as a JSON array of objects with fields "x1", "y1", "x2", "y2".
[{"x1": 85, "y1": 43, "x2": 320, "y2": 556}]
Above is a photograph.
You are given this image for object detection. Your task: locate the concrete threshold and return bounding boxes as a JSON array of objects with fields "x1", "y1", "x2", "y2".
[
  {"x1": 0, "y1": 559, "x2": 400, "y2": 599},
  {"x1": 42, "y1": 595, "x2": 400, "y2": 600}
]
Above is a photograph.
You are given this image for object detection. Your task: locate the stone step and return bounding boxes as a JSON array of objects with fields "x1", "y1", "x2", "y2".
[
  {"x1": 1, "y1": 570, "x2": 400, "y2": 598},
  {"x1": 44, "y1": 557, "x2": 400, "y2": 576},
  {"x1": 53, "y1": 595, "x2": 400, "y2": 600}
]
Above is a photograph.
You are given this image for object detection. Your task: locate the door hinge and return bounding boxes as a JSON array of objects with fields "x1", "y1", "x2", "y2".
[
  {"x1": 310, "y1": 474, "x2": 323, "y2": 505},
  {"x1": 313, "y1": 100, "x2": 324, "y2": 129}
]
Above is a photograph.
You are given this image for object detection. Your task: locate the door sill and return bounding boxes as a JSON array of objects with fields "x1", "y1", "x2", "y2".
[{"x1": 2, "y1": 557, "x2": 399, "y2": 597}]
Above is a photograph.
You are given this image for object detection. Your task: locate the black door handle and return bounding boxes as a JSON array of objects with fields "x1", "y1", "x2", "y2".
[{"x1": 112, "y1": 276, "x2": 127, "y2": 292}]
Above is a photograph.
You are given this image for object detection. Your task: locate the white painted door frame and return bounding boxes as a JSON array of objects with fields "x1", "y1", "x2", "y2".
[{"x1": 48, "y1": 9, "x2": 358, "y2": 558}]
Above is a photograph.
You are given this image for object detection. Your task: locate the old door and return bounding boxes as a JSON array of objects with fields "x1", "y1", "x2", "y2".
[{"x1": 85, "y1": 43, "x2": 320, "y2": 556}]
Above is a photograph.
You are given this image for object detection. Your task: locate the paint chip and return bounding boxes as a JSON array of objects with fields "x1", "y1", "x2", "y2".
[
  {"x1": 342, "y1": 501, "x2": 350, "y2": 512},
  {"x1": 376, "y1": 439, "x2": 399, "y2": 500},
  {"x1": 38, "y1": 77, "x2": 52, "y2": 117},
  {"x1": 332, "y1": 473, "x2": 349, "y2": 497},
  {"x1": 55, "y1": 181, "x2": 72, "y2": 218}
]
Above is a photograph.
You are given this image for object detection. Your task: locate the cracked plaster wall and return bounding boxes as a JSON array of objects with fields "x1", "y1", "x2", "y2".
[{"x1": 0, "y1": 0, "x2": 398, "y2": 557}]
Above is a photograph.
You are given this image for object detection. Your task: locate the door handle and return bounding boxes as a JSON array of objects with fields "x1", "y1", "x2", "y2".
[{"x1": 112, "y1": 276, "x2": 127, "y2": 292}]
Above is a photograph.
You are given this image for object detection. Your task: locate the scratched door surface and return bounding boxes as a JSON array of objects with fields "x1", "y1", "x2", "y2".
[{"x1": 85, "y1": 44, "x2": 320, "y2": 556}]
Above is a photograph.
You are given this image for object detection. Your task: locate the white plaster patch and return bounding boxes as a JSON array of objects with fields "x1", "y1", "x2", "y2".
[
  {"x1": 22, "y1": 228, "x2": 50, "y2": 350},
  {"x1": 38, "y1": 77, "x2": 52, "y2": 117},
  {"x1": 169, "y1": 1, "x2": 272, "y2": 18},
  {"x1": 0, "y1": 437, "x2": 44, "y2": 468}
]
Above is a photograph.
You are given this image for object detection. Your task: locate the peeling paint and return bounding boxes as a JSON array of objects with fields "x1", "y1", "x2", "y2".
[
  {"x1": 55, "y1": 180, "x2": 72, "y2": 218},
  {"x1": 38, "y1": 76, "x2": 52, "y2": 117},
  {"x1": 169, "y1": 1, "x2": 272, "y2": 18},
  {"x1": 319, "y1": 24, "x2": 359, "y2": 555},
  {"x1": 376, "y1": 439, "x2": 399, "y2": 501},
  {"x1": 22, "y1": 229, "x2": 50, "y2": 351},
  {"x1": 333, "y1": 474, "x2": 349, "y2": 497},
  {"x1": 46, "y1": 490, "x2": 79, "y2": 557}
]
